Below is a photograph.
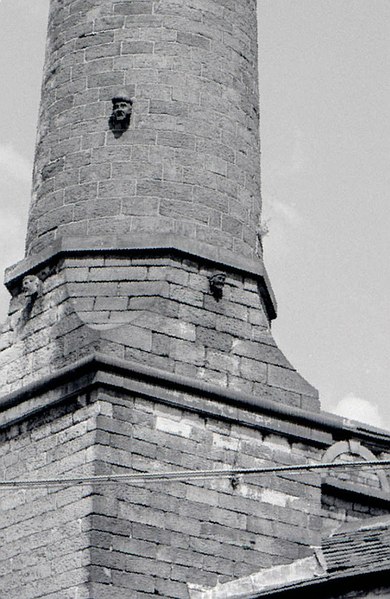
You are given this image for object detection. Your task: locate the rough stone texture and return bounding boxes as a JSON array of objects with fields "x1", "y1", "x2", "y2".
[
  {"x1": 27, "y1": 0, "x2": 262, "y2": 259},
  {"x1": 188, "y1": 515, "x2": 390, "y2": 598},
  {"x1": 0, "y1": 388, "x2": 323, "y2": 599},
  {"x1": 87, "y1": 390, "x2": 323, "y2": 597},
  {"x1": 0, "y1": 253, "x2": 317, "y2": 409},
  {"x1": 0, "y1": 398, "x2": 97, "y2": 599},
  {"x1": 2, "y1": 0, "x2": 390, "y2": 597},
  {"x1": 321, "y1": 488, "x2": 390, "y2": 525},
  {"x1": 1, "y1": 377, "x2": 390, "y2": 598},
  {"x1": 319, "y1": 441, "x2": 390, "y2": 533}
]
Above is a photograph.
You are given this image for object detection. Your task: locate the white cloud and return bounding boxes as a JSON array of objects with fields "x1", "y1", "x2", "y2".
[
  {"x1": 332, "y1": 393, "x2": 384, "y2": 429},
  {"x1": 0, "y1": 144, "x2": 32, "y2": 183},
  {"x1": 269, "y1": 197, "x2": 303, "y2": 227}
]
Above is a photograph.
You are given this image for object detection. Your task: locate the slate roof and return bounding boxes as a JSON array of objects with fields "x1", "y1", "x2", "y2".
[{"x1": 322, "y1": 514, "x2": 390, "y2": 575}]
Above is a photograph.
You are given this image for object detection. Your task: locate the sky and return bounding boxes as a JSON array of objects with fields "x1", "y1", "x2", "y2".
[{"x1": 0, "y1": 0, "x2": 389, "y2": 430}]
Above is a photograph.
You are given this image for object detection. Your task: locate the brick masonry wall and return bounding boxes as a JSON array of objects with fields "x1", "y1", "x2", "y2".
[
  {"x1": 0, "y1": 389, "x2": 323, "y2": 599},
  {"x1": 321, "y1": 490, "x2": 390, "y2": 523},
  {"x1": 1, "y1": 382, "x2": 390, "y2": 598},
  {"x1": 1, "y1": 316, "x2": 389, "y2": 599},
  {"x1": 318, "y1": 442, "x2": 390, "y2": 532},
  {"x1": 0, "y1": 398, "x2": 99, "y2": 599},
  {"x1": 27, "y1": 0, "x2": 262, "y2": 259},
  {"x1": 0, "y1": 253, "x2": 318, "y2": 410},
  {"x1": 320, "y1": 470, "x2": 390, "y2": 533},
  {"x1": 86, "y1": 389, "x2": 323, "y2": 598}
]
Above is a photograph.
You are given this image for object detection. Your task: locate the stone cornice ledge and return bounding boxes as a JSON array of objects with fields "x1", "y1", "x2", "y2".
[
  {"x1": 322, "y1": 476, "x2": 390, "y2": 505},
  {"x1": 1, "y1": 352, "x2": 390, "y2": 449},
  {"x1": 4, "y1": 234, "x2": 277, "y2": 320}
]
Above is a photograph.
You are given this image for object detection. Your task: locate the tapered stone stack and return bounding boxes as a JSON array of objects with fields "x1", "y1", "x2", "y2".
[
  {"x1": 2, "y1": 0, "x2": 319, "y2": 408},
  {"x1": 2, "y1": 2, "x2": 389, "y2": 599}
]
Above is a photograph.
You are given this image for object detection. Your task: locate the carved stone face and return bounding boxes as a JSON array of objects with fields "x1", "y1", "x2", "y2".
[
  {"x1": 210, "y1": 273, "x2": 226, "y2": 290},
  {"x1": 209, "y1": 273, "x2": 226, "y2": 298},
  {"x1": 22, "y1": 275, "x2": 42, "y2": 299},
  {"x1": 112, "y1": 99, "x2": 132, "y2": 122},
  {"x1": 110, "y1": 95, "x2": 133, "y2": 132}
]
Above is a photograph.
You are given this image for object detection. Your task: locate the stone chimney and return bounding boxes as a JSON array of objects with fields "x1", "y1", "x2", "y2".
[
  {"x1": 2, "y1": 0, "x2": 318, "y2": 409},
  {"x1": 0, "y1": 2, "x2": 325, "y2": 598}
]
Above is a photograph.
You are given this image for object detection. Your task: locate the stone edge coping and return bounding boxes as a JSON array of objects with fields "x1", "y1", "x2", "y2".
[
  {"x1": 1, "y1": 351, "x2": 390, "y2": 450},
  {"x1": 188, "y1": 554, "x2": 326, "y2": 599},
  {"x1": 189, "y1": 562, "x2": 390, "y2": 599},
  {"x1": 3, "y1": 234, "x2": 277, "y2": 320},
  {"x1": 249, "y1": 569, "x2": 390, "y2": 598}
]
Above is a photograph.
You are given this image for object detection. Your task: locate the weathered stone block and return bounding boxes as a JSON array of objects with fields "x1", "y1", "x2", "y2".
[{"x1": 268, "y1": 364, "x2": 318, "y2": 397}]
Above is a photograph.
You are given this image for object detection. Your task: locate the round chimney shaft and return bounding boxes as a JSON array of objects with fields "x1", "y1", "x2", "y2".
[{"x1": 27, "y1": 0, "x2": 262, "y2": 260}]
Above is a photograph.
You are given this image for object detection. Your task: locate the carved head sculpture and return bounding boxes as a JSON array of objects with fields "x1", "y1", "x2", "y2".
[
  {"x1": 109, "y1": 93, "x2": 133, "y2": 134},
  {"x1": 209, "y1": 272, "x2": 226, "y2": 299},
  {"x1": 22, "y1": 275, "x2": 42, "y2": 301}
]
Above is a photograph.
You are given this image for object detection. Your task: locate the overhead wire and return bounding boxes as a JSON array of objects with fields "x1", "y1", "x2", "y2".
[{"x1": 1, "y1": 458, "x2": 390, "y2": 490}]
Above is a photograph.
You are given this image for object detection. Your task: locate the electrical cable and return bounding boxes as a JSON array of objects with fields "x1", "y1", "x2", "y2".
[{"x1": 1, "y1": 458, "x2": 390, "y2": 490}]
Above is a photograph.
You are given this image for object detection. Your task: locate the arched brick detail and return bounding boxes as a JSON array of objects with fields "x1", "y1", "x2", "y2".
[{"x1": 322, "y1": 440, "x2": 390, "y2": 492}]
